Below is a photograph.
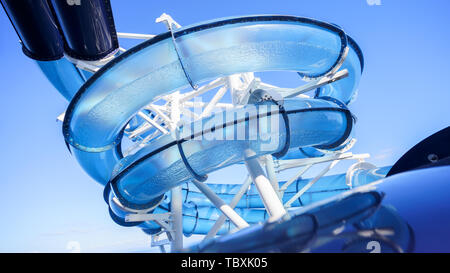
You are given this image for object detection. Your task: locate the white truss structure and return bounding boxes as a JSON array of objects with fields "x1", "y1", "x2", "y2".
[{"x1": 62, "y1": 13, "x2": 376, "y2": 252}]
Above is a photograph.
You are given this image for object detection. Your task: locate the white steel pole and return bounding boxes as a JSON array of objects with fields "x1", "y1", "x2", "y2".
[
  {"x1": 284, "y1": 160, "x2": 340, "y2": 208},
  {"x1": 200, "y1": 85, "x2": 228, "y2": 118},
  {"x1": 191, "y1": 180, "x2": 250, "y2": 229},
  {"x1": 205, "y1": 176, "x2": 252, "y2": 239},
  {"x1": 170, "y1": 186, "x2": 183, "y2": 252},
  {"x1": 116, "y1": 32, "x2": 156, "y2": 39},
  {"x1": 245, "y1": 156, "x2": 287, "y2": 222}
]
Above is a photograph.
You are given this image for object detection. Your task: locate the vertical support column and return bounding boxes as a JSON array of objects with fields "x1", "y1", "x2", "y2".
[
  {"x1": 245, "y1": 155, "x2": 287, "y2": 222},
  {"x1": 170, "y1": 186, "x2": 183, "y2": 252},
  {"x1": 169, "y1": 90, "x2": 183, "y2": 252}
]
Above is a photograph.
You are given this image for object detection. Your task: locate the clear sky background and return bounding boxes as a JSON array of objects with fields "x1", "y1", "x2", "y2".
[{"x1": 0, "y1": 0, "x2": 449, "y2": 252}]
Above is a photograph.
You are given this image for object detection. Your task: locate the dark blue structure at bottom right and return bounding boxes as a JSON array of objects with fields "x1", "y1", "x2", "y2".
[{"x1": 188, "y1": 127, "x2": 450, "y2": 253}]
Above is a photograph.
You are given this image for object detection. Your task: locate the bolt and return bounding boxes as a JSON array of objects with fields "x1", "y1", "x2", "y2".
[{"x1": 428, "y1": 154, "x2": 439, "y2": 163}]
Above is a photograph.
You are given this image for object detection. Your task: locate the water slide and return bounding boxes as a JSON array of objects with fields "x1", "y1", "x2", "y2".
[
  {"x1": 2, "y1": 0, "x2": 401, "y2": 248},
  {"x1": 60, "y1": 14, "x2": 382, "y2": 232}
]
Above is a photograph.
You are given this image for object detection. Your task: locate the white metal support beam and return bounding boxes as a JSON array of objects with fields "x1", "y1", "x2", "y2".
[
  {"x1": 200, "y1": 85, "x2": 228, "y2": 118},
  {"x1": 125, "y1": 212, "x2": 171, "y2": 222},
  {"x1": 245, "y1": 155, "x2": 287, "y2": 222},
  {"x1": 183, "y1": 101, "x2": 234, "y2": 110},
  {"x1": 191, "y1": 180, "x2": 250, "y2": 229},
  {"x1": 284, "y1": 160, "x2": 340, "y2": 208},
  {"x1": 146, "y1": 104, "x2": 175, "y2": 129},
  {"x1": 137, "y1": 111, "x2": 169, "y2": 135},
  {"x1": 279, "y1": 164, "x2": 313, "y2": 199},
  {"x1": 205, "y1": 176, "x2": 253, "y2": 239},
  {"x1": 170, "y1": 186, "x2": 183, "y2": 252},
  {"x1": 117, "y1": 32, "x2": 156, "y2": 39},
  {"x1": 275, "y1": 152, "x2": 370, "y2": 172}
]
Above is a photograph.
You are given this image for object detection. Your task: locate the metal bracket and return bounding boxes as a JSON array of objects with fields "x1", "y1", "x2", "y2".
[
  {"x1": 125, "y1": 212, "x2": 172, "y2": 223},
  {"x1": 151, "y1": 230, "x2": 172, "y2": 247},
  {"x1": 126, "y1": 211, "x2": 176, "y2": 252},
  {"x1": 155, "y1": 13, "x2": 182, "y2": 29}
]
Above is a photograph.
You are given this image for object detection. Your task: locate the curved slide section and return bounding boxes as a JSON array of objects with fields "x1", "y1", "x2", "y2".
[
  {"x1": 110, "y1": 98, "x2": 353, "y2": 209},
  {"x1": 59, "y1": 15, "x2": 367, "y2": 234},
  {"x1": 106, "y1": 166, "x2": 389, "y2": 236},
  {"x1": 15, "y1": 14, "x2": 368, "y2": 236},
  {"x1": 62, "y1": 15, "x2": 353, "y2": 175},
  {"x1": 36, "y1": 58, "x2": 87, "y2": 101},
  {"x1": 63, "y1": 15, "x2": 349, "y2": 152},
  {"x1": 181, "y1": 166, "x2": 390, "y2": 209}
]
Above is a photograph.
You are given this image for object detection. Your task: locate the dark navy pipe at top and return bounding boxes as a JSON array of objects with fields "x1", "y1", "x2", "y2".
[{"x1": 0, "y1": 0, "x2": 118, "y2": 61}]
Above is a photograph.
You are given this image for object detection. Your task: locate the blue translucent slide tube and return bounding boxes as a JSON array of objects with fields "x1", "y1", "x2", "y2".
[
  {"x1": 36, "y1": 58, "x2": 86, "y2": 101},
  {"x1": 107, "y1": 166, "x2": 388, "y2": 235},
  {"x1": 62, "y1": 15, "x2": 349, "y2": 178},
  {"x1": 110, "y1": 98, "x2": 353, "y2": 209},
  {"x1": 56, "y1": 15, "x2": 367, "y2": 234},
  {"x1": 182, "y1": 166, "x2": 390, "y2": 209}
]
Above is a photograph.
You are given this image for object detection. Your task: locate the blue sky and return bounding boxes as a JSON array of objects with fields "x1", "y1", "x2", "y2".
[{"x1": 0, "y1": 0, "x2": 449, "y2": 252}]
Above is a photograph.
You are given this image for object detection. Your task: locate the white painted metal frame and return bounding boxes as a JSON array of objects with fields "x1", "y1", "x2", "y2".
[
  {"x1": 204, "y1": 175, "x2": 253, "y2": 239},
  {"x1": 191, "y1": 180, "x2": 250, "y2": 229},
  {"x1": 244, "y1": 153, "x2": 287, "y2": 222}
]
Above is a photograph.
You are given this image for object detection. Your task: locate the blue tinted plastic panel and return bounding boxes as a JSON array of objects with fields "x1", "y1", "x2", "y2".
[
  {"x1": 61, "y1": 15, "x2": 356, "y2": 195},
  {"x1": 183, "y1": 166, "x2": 390, "y2": 209},
  {"x1": 36, "y1": 59, "x2": 85, "y2": 101},
  {"x1": 63, "y1": 15, "x2": 348, "y2": 152},
  {"x1": 315, "y1": 36, "x2": 363, "y2": 105},
  {"x1": 107, "y1": 165, "x2": 389, "y2": 236},
  {"x1": 189, "y1": 166, "x2": 449, "y2": 252},
  {"x1": 110, "y1": 98, "x2": 353, "y2": 209},
  {"x1": 60, "y1": 15, "x2": 368, "y2": 234}
]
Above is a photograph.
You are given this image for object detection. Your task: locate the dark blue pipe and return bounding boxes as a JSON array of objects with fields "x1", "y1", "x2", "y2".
[
  {"x1": 0, "y1": 0, "x2": 64, "y2": 60},
  {"x1": 49, "y1": 0, "x2": 118, "y2": 61}
]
